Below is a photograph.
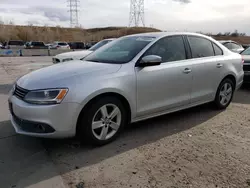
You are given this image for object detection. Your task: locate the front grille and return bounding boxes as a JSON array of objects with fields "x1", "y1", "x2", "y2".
[
  {"x1": 13, "y1": 85, "x2": 29, "y2": 100},
  {"x1": 52, "y1": 58, "x2": 60, "y2": 64}
]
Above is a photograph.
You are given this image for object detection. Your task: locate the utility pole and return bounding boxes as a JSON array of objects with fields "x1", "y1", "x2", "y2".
[
  {"x1": 129, "y1": 0, "x2": 145, "y2": 27},
  {"x1": 68, "y1": 0, "x2": 80, "y2": 28}
]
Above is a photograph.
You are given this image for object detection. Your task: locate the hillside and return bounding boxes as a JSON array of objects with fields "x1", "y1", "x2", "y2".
[
  {"x1": 0, "y1": 24, "x2": 250, "y2": 44},
  {"x1": 0, "y1": 25, "x2": 160, "y2": 43}
]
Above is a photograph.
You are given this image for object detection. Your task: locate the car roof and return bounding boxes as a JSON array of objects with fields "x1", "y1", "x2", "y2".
[
  {"x1": 123, "y1": 32, "x2": 215, "y2": 40},
  {"x1": 217, "y1": 40, "x2": 237, "y2": 44}
]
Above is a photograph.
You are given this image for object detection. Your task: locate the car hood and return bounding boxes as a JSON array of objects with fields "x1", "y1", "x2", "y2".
[
  {"x1": 55, "y1": 50, "x2": 93, "y2": 60},
  {"x1": 17, "y1": 60, "x2": 122, "y2": 90}
]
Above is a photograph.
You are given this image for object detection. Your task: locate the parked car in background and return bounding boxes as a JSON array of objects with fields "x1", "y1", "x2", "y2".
[
  {"x1": 9, "y1": 32, "x2": 243, "y2": 145},
  {"x1": 52, "y1": 42, "x2": 70, "y2": 49},
  {"x1": 68, "y1": 42, "x2": 86, "y2": 49},
  {"x1": 3, "y1": 40, "x2": 25, "y2": 49},
  {"x1": 0, "y1": 42, "x2": 3, "y2": 49},
  {"x1": 52, "y1": 38, "x2": 115, "y2": 64},
  {"x1": 85, "y1": 41, "x2": 98, "y2": 49},
  {"x1": 242, "y1": 44, "x2": 250, "y2": 49},
  {"x1": 240, "y1": 47, "x2": 250, "y2": 83},
  {"x1": 25, "y1": 41, "x2": 48, "y2": 49},
  {"x1": 218, "y1": 40, "x2": 244, "y2": 53}
]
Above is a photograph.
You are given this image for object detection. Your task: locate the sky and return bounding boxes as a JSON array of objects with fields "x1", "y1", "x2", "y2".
[{"x1": 0, "y1": 0, "x2": 249, "y2": 34}]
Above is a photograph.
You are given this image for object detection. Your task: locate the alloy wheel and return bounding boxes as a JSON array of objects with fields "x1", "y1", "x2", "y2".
[{"x1": 91, "y1": 104, "x2": 121, "y2": 141}]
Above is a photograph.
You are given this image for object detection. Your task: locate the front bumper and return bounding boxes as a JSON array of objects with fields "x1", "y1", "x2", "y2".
[{"x1": 9, "y1": 95, "x2": 81, "y2": 138}]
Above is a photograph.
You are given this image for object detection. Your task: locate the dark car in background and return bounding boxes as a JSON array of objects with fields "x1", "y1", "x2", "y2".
[
  {"x1": 68, "y1": 42, "x2": 86, "y2": 49},
  {"x1": 218, "y1": 40, "x2": 244, "y2": 53},
  {"x1": 241, "y1": 47, "x2": 250, "y2": 83},
  {"x1": 25, "y1": 41, "x2": 48, "y2": 49},
  {"x1": 3, "y1": 40, "x2": 25, "y2": 49}
]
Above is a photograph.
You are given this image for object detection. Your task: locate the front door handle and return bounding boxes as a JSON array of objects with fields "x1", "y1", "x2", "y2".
[
  {"x1": 183, "y1": 68, "x2": 192, "y2": 74},
  {"x1": 217, "y1": 63, "x2": 223, "y2": 68}
]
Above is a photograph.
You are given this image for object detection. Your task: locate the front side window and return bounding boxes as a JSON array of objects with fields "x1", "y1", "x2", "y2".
[
  {"x1": 188, "y1": 36, "x2": 214, "y2": 58},
  {"x1": 142, "y1": 36, "x2": 186, "y2": 62},
  {"x1": 84, "y1": 36, "x2": 155, "y2": 64}
]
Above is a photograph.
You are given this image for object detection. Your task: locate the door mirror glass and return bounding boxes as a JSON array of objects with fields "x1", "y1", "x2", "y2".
[{"x1": 139, "y1": 55, "x2": 162, "y2": 67}]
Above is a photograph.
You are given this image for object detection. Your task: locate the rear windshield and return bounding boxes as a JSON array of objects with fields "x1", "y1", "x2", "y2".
[
  {"x1": 8, "y1": 41, "x2": 24, "y2": 46},
  {"x1": 58, "y1": 43, "x2": 68, "y2": 46}
]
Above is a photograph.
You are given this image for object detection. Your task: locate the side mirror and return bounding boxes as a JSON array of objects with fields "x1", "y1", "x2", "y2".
[{"x1": 139, "y1": 55, "x2": 162, "y2": 67}]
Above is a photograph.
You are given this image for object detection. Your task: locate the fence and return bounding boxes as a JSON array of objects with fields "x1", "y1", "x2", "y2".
[{"x1": 0, "y1": 49, "x2": 80, "y2": 57}]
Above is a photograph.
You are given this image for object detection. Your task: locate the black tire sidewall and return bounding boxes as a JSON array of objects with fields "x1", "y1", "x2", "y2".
[
  {"x1": 78, "y1": 96, "x2": 127, "y2": 146},
  {"x1": 214, "y1": 78, "x2": 234, "y2": 109}
]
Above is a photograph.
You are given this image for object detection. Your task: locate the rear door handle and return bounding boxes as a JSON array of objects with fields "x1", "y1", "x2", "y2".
[
  {"x1": 217, "y1": 63, "x2": 223, "y2": 68},
  {"x1": 183, "y1": 68, "x2": 192, "y2": 74}
]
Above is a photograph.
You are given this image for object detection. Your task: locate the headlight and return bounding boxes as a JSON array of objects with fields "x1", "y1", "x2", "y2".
[
  {"x1": 62, "y1": 58, "x2": 73, "y2": 62},
  {"x1": 24, "y1": 88, "x2": 68, "y2": 105}
]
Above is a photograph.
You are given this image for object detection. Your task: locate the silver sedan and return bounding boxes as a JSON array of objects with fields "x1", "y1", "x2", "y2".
[{"x1": 8, "y1": 32, "x2": 244, "y2": 145}]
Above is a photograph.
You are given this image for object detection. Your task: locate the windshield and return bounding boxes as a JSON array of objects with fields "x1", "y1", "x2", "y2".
[
  {"x1": 32, "y1": 42, "x2": 44, "y2": 46},
  {"x1": 89, "y1": 40, "x2": 112, "y2": 51},
  {"x1": 84, "y1": 36, "x2": 155, "y2": 64},
  {"x1": 241, "y1": 47, "x2": 250, "y2": 55}
]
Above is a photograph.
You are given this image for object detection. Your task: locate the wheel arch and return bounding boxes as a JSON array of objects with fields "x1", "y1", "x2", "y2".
[
  {"x1": 76, "y1": 91, "x2": 132, "y2": 134},
  {"x1": 221, "y1": 74, "x2": 236, "y2": 90}
]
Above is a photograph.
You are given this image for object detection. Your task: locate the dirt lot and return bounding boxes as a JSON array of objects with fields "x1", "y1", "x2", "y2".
[{"x1": 1, "y1": 57, "x2": 250, "y2": 188}]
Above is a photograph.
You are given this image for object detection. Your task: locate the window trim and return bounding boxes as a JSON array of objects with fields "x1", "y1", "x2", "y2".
[
  {"x1": 186, "y1": 35, "x2": 222, "y2": 59},
  {"x1": 135, "y1": 35, "x2": 187, "y2": 67}
]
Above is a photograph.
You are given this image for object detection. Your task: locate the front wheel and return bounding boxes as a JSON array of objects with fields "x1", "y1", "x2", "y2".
[
  {"x1": 214, "y1": 78, "x2": 234, "y2": 109},
  {"x1": 77, "y1": 97, "x2": 127, "y2": 146}
]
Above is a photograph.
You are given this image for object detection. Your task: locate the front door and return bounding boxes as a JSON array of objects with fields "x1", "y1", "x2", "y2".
[{"x1": 136, "y1": 36, "x2": 193, "y2": 117}]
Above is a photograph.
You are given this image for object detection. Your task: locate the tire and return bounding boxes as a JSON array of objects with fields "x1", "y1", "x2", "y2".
[
  {"x1": 77, "y1": 96, "x2": 127, "y2": 146},
  {"x1": 214, "y1": 78, "x2": 235, "y2": 109}
]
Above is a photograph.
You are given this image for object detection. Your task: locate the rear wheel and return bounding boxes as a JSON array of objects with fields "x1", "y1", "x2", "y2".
[
  {"x1": 214, "y1": 78, "x2": 234, "y2": 109},
  {"x1": 77, "y1": 96, "x2": 127, "y2": 146}
]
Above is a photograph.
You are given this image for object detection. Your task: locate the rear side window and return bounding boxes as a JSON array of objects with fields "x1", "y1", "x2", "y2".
[
  {"x1": 143, "y1": 36, "x2": 186, "y2": 63},
  {"x1": 213, "y1": 43, "x2": 223, "y2": 56},
  {"x1": 188, "y1": 36, "x2": 214, "y2": 58}
]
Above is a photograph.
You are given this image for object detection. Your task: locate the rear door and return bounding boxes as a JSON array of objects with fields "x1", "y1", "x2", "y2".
[{"x1": 186, "y1": 35, "x2": 224, "y2": 104}]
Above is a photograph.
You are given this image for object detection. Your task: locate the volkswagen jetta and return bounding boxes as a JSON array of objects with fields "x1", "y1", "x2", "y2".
[{"x1": 8, "y1": 32, "x2": 244, "y2": 145}]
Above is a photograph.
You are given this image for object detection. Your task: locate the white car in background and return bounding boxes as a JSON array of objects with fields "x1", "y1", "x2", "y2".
[
  {"x1": 52, "y1": 38, "x2": 115, "y2": 64},
  {"x1": 52, "y1": 41, "x2": 71, "y2": 50}
]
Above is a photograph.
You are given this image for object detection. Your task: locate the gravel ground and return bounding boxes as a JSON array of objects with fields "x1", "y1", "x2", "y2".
[{"x1": 1, "y1": 57, "x2": 250, "y2": 188}]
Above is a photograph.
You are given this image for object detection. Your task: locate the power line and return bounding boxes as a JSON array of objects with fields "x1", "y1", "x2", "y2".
[
  {"x1": 129, "y1": 0, "x2": 145, "y2": 27},
  {"x1": 68, "y1": 0, "x2": 80, "y2": 28}
]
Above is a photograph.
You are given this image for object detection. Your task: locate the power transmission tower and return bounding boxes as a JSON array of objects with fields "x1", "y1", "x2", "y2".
[
  {"x1": 68, "y1": 0, "x2": 80, "y2": 28},
  {"x1": 129, "y1": 0, "x2": 145, "y2": 27}
]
